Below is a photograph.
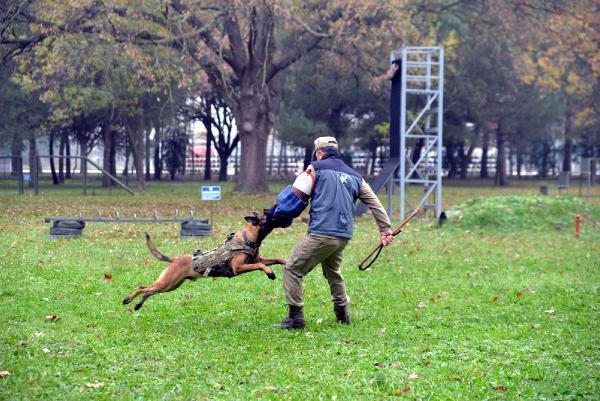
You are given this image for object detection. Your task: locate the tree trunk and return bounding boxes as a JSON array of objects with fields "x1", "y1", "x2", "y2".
[
  {"x1": 125, "y1": 116, "x2": 146, "y2": 190},
  {"x1": 517, "y1": 152, "x2": 523, "y2": 180},
  {"x1": 562, "y1": 138, "x2": 573, "y2": 173},
  {"x1": 277, "y1": 139, "x2": 285, "y2": 176},
  {"x1": 232, "y1": 73, "x2": 283, "y2": 192},
  {"x1": 459, "y1": 143, "x2": 474, "y2": 179},
  {"x1": 480, "y1": 131, "x2": 489, "y2": 178},
  {"x1": 28, "y1": 135, "x2": 37, "y2": 188},
  {"x1": 145, "y1": 126, "x2": 151, "y2": 181},
  {"x1": 10, "y1": 134, "x2": 23, "y2": 176},
  {"x1": 446, "y1": 141, "x2": 457, "y2": 179},
  {"x1": 219, "y1": 153, "x2": 228, "y2": 181},
  {"x1": 369, "y1": 144, "x2": 377, "y2": 176},
  {"x1": 101, "y1": 121, "x2": 114, "y2": 187},
  {"x1": 205, "y1": 123, "x2": 213, "y2": 181},
  {"x1": 110, "y1": 130, "x2": 117, "y2": 178},
  {"x1": 303, "y1": 146, "x2": 312, "y2": 170},
  {"x1": 58, "y1": 133, "x2": 65, "y2": 183},
  {"x1": 494, "y1": 127, "x2": 508, "y2": 186},
  {"x1": 153, "y1": 119, "x2": 162, "y2": 180},
  {"x1": 49, "y1": 131, "x2": 59, "y2": 185},
  {"x1": 268, "y1": 132, "x2": 276, "y2": 176},
  {"x1": 123, "y1": 148, "x2": 129, "y2": 176},
  {"x1": 411, "y1": 138, "x2": 424, "y2": 178},
  {"x1": 65, "y1": 133, "x2": 72, "y2": 179},
  {"x1": 79, "y1": 136, "x2": 87, "y2": 175}
]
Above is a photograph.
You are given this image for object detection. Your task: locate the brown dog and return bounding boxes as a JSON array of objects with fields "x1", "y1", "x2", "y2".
[{"x1": 123, "y1": 211, "x2": 285, "y2": 310}]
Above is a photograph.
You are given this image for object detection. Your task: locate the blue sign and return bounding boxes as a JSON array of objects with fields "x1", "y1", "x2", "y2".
[
  {"x1": 201, "y1": 186, "x2": 221, "y2": 201},
  {"x1": 23, "y1": 174, "x2": 31, "y2": 182}
]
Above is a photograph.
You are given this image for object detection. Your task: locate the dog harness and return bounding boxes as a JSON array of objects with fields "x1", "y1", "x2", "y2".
[{"x1": 192, "y1": 232, "x2": 259, "y2": 278}]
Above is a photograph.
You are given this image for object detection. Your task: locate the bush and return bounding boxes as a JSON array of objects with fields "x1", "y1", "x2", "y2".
[{"x1": 446, "y1": 195, "x2": 598, "y2": 232}]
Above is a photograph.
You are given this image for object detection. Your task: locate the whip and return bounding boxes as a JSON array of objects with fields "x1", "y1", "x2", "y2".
[{"x1": 358, "y1": 208, "x2": 421, "y2": 271}]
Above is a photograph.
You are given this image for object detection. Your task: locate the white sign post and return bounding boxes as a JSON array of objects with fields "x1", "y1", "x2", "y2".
[{"x1": 201, "y1": 186, "x2": 221, "y2": 224}]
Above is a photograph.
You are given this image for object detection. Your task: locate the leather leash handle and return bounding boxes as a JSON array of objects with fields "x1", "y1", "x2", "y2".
[{"x1": 358, "y1": 208, "x2": 421, "y2": 271}]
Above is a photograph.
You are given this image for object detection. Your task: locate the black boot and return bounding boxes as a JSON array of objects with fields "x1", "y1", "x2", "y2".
[
  {"x1": 272, "y1": 305, "x2": 305, "y2": 329},
  {"x1": 334, "y1": 303, "x2": 351, "y2": 324}
]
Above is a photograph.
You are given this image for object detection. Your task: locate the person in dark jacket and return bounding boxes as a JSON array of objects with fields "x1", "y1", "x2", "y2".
[{"x1": 272, "y1": 136, "x2": 394, "y2": 329}]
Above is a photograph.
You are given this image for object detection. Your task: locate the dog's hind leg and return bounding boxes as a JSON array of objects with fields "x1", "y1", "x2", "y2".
[
  {"x1": 123, "y1": 286, "x2": 148, "y2": 305},
  {"x1": 132, "y1": 277, "x2": 188, "y2": 310}
]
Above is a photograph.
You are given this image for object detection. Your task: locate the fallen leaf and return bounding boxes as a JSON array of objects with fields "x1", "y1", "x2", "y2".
[
  {"x1": 256, "y1": 390, "x2": 263, "y2": 397},
  {"x1": 416, "y1": 301, "x2": 427, "y2": 309},
  {"x1": 103, "y1": 273, "x2": 112, "y2": 281},
  {"x1": 265, "y1": 386, "x2": 277, "y2": 393},
  {"x1": 389, "y1": 362, "x2": 401, "y2": 368},
  {"x1": 516, "y1": 291, "x2": 523, "y2": 297},
  {"x1": 491, "y1": 295, "x2": 498, "y2": 302},
  {"x1": 402, "y1": 387, "x2": 412, "y2": 394},
  {"x1": 492, "y1": 386, "x2": 507, "y2": 392},
  {"x1": 181, "y1": 301, "x2": 189, "y2": 307},
  {"x1": 34, "y1": 332, "x2": 44, "y2": 337},
  {"x1": 531, "y1": 323, "x2": 541, "y2": 329},
  {"x1": 407, "y1": 373, "x2": 419, "y2": 381},
  {"x1": 316, "y1": 318, "x2": 323, "y2": 324},
  {"x1": 423, "y1": 360, "x2": 431, "y2": 367},
  {"x1": 527, "y1": 287, "x2": 535, "y2": 293},
  {"x1": 449, "y1": 375, "x2": 461, "y2": 381},
  {"x1": 0, "y1": 371, "x2": 10, "y2": 378},
  {"x1": 391, "y1": 389, "x2": 403, "y2": 395},
  {"x1": 379, "y1": 326, "x2": 387, "y2": 335},
  {"x1": 85, "y1": 382, "x2": 104, "y2": 389},
  {"x1": 429, "y1": 297, "x2": 436, "y2": 303},
  {"x1": 46, "y1": 315, "x2": 61, "y2": 322},
  {"x1": 260, "y1": 291, "x2": 266, "y2": 298},
  {"x1": 42, "y1": 348, "x2": 50, "y2": 353},
  {"x1": 545, "y1": 309, "x2": 555, "y2": 315}
]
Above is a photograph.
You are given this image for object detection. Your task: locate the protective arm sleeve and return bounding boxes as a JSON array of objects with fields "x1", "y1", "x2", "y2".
[
  {"x1": 358, "y1": 179, "x2": 392, "y2": 234},
  {"x1": 273, "y1": 185, "x2": 308, "y2": 219},
  {"x1": 273, "y1": 167, "x2": 314, "y2": 219}
]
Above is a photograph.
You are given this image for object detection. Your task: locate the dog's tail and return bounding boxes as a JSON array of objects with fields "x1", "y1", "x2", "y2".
[{"x1": 145, "y1": 232, "x2": 173, "y2": 262}]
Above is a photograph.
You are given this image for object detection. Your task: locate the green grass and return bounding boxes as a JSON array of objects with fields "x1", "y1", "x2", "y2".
[{"x1": 0, "y1": 180, "x2": 599, "y2": 400}]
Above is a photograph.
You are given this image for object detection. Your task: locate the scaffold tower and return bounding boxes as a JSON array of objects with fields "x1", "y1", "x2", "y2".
[{"x1": 393, "y1": 46, "x2": 444, "y2": 220}]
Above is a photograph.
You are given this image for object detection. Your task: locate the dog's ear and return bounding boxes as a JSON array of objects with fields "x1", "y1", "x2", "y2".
[{"x1": 245, "y1": 215, "x2": 260, "y2": 225}]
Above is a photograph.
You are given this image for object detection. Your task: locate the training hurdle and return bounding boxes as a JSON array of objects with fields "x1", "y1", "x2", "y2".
[{"x1": 44, "y1": 212, "x2": 211, "y2": 238}]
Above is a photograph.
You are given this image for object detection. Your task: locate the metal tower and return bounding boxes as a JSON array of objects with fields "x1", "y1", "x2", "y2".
[{"x1": 392, "y1": 46, "x2": 444, "y2": 220}]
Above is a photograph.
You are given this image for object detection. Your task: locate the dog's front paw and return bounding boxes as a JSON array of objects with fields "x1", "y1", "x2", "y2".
[
  {"x1": 266, "y1": 271, "x2": 276, "y2": 280},
  {"x1": 123, "y1": 297, "x2": 131, "y2": 305}
]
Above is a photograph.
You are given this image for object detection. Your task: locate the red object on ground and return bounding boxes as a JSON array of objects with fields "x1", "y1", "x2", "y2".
[{"x1": 575, "y1": 215, "x2": 581, "y2": 238}]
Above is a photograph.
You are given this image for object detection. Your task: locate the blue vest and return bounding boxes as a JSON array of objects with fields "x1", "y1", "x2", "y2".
[{"x1": 308, "y1": 155, "x2": 362, "y2": 239}]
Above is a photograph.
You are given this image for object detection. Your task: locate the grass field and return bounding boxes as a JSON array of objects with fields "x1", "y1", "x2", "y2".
[{"x1": 0, "y1": 179, "x2": 599, "y2": 400}]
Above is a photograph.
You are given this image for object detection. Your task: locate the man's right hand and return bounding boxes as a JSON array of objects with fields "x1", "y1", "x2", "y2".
[{"x1": 380, "y1": 231, "x2": 394, "y2": 247}]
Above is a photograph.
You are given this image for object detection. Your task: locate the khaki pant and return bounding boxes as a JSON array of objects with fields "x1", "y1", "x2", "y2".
[{"x1": 283, "y1": 233, "x2": 349, "y2": 307}]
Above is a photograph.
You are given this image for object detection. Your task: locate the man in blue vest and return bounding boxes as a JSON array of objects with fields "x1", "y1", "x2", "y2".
[{"x1": 272, "y1": 136, "x2": 394, "y2": 329}]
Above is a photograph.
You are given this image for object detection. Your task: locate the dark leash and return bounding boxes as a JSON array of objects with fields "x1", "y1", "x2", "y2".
[{"x1": 358, "y1": 208, "x2": 421, "y2": 271}]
